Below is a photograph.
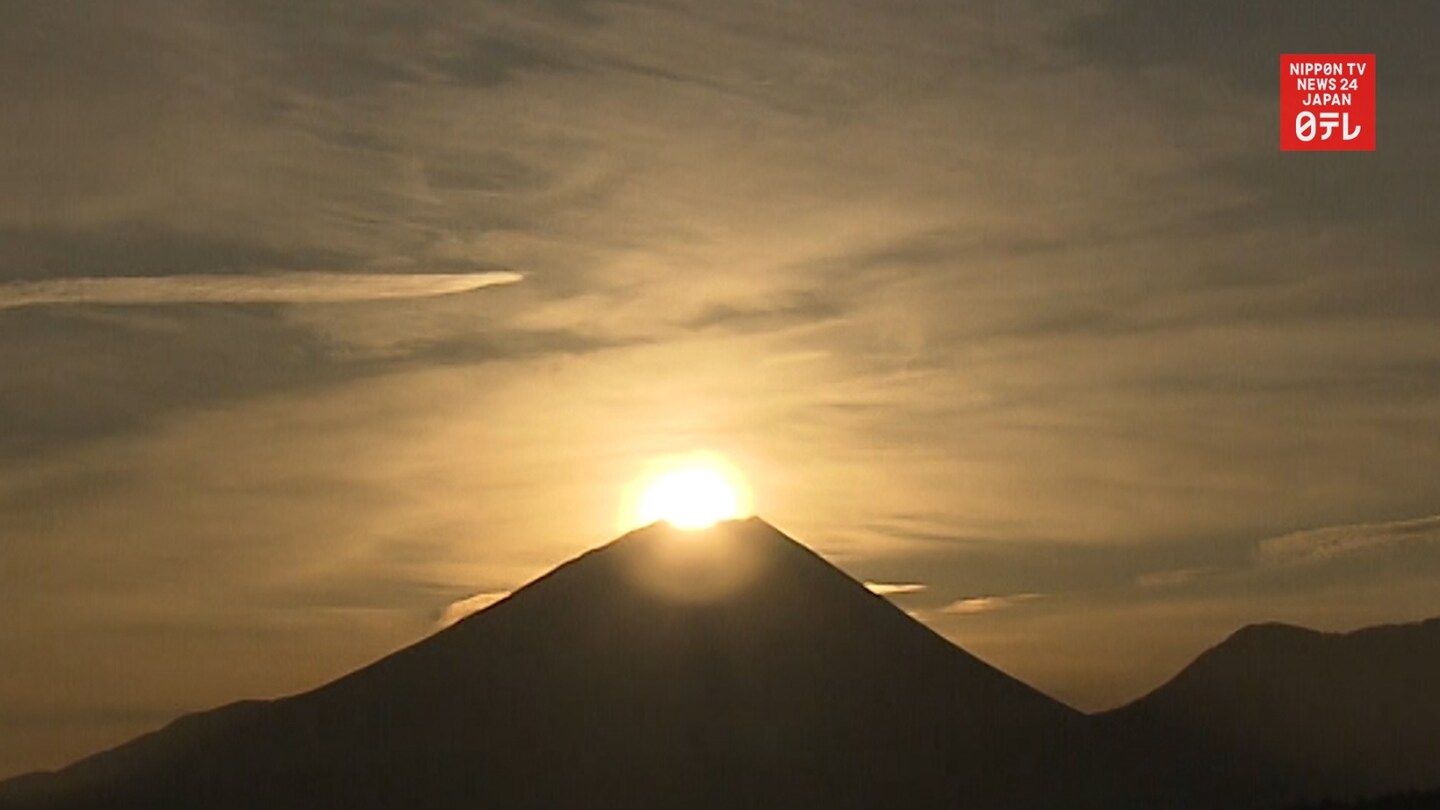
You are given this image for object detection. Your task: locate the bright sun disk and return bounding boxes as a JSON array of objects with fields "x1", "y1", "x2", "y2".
[{"x1": 637, "y1": 465, "x2": 744, "y2": 530}]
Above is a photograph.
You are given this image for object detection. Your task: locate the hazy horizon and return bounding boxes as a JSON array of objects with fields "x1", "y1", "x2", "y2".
[{"x1": 3, "y1": 0, "x2": 1438, "y2": 779}]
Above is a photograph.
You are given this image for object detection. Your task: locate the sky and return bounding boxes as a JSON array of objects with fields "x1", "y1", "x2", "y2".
[{"x1": 3, "y1": 0, "x2": 1439, "y2": 778}]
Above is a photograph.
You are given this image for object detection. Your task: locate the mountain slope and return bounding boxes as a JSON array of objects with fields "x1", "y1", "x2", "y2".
[
  {"x1": 1105, "y1": 616, "x2": 1440, "y2": 806},
  {"x1": 0, "y1": 518, "x2": 1159, "y2": 809}
]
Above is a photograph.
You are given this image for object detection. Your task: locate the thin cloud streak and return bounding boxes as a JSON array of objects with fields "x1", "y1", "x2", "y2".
[
  {"x1": 1256, "y1": 516, "x2": 1440, "y2": 567},
  {"x1": 940, "y1": 593, "x2": 1043, "y2": 615},
  {"x1": 864, "y1": 581, "x2": 927, "y2": 596},
  {"x1": 0, "y1": 272, "x2": 523, "y2": 310},
  {"x1": 1135, "y1": 567, "x2": 1212, "y2": 589},
  {"x1": 438, "y1": 591, "x2": 513, "y2": 628}
]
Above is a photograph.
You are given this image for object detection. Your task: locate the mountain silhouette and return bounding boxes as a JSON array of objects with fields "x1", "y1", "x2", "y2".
[
  {"x1": 1105, "y1": 616, "x2": 1440, "y2": 806},
  {"x1": 1292, "y1": 788, "x2": 1440, "y2": 810},
  {"x1": 0, "y1": 518, "x2": 1163, "y2": 809}
]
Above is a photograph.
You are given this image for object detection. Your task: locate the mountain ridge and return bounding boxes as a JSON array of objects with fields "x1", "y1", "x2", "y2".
[
  {"x1": 0, "y1": 518, "x2": 1143, "y2": 809},
  {"x1": 1106, "y1": 612, "x2": 1440, "y2": 805},
  {"x1": 8, "y1": 518, "x2": 1435, "y2": 809}
]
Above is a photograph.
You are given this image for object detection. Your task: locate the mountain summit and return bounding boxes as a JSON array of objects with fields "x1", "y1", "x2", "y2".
[{"x1": 0, "y1": 518, "x2": 1144, "y2": 809}]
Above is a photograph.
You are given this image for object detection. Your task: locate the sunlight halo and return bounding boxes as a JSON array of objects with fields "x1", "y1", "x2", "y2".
[{"x1": 635, "y1": 461, "x2": 749, "y2": 530}]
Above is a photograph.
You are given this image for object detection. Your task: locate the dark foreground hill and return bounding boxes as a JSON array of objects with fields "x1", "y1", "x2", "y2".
[
  {"x1": 1293, "y1": 788, "x2": 1440, "y2": 810},
  {"x1": 1106, "y1": 616, "x2": 1440, "y2": 807},
  {"x1": 0, "y1": 518, "x2": 1179, "y2": 810}
]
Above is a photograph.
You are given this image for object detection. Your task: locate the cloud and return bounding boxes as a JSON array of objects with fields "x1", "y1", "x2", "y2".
[
  {"x1": 1134, "y1": 567, "x2": 1212, "y2": 588},
  {"x1": 437, "y1": 591, "x2": 512, "y2": 628},
  {"x1": 939, "y1": 593, "x2": 1043, "y2": 615},
  {"x1": 863, "y1": 581, "x2": 926, "y2": 596},
  {"x1": 1256, "y1": 516, "x2": 1440, "y2": 567},
  {"x1": 0, "y1": 272, "x2": 522, "y2": 310}
]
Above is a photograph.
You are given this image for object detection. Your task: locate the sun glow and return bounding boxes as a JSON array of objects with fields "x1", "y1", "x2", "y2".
[{"x1": 636, "y1": 463, "x2": 748, "y2": 530}]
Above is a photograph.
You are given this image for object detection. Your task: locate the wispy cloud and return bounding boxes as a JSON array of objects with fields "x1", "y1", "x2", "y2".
[
  {"x1": 939, "y1": 593, "x2": 1043, "y2": 615},
  {"x1": 0, "y1": 272, "x2": 522, "y2": 310},
  {"x1": 437, "y1": 590, "x2": 512, "y2": 628},
  {"x1": 1256, "y1": 516, "x2": 1440, "y2": 567},
  {"x1": 864, "y1": 581, "x2": 926, "y2": 596},
  {"x1": 1134, "y1": 567, "x2": 1212, "y2": 588}
]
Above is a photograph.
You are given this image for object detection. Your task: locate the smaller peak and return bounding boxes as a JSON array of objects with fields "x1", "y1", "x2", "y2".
[
  {"x1": 1201, "y1": 623, "x2": 1327, "y2": 663},
  {"x1": 1229, "y1": 620, "x2": 1314, "y2": 638},
  {"x1": 1223, "y1": 621, "x2": 1319, "y2": 646}
]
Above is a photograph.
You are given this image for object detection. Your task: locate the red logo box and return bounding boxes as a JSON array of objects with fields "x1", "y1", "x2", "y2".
[{"x1": 1280, "y1": 54, "x2": 1375, "y2": 151}]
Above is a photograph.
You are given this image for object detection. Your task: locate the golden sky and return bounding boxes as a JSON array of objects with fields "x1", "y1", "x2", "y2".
[{"x1": 2, "y1": 0, "x2": 1438, "y2": 778}]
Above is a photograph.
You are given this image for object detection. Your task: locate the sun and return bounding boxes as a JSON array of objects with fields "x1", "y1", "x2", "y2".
[{"x1": 636, "y1": 463, "x2": 747, "y2": 530}]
